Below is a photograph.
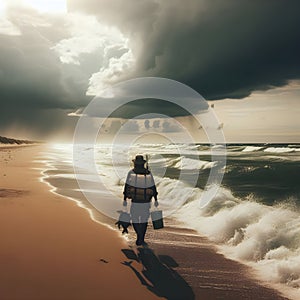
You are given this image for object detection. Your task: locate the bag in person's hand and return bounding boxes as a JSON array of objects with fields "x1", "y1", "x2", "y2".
[
  {"x1": 115, "y1": 211, "x2": 131, "y2": 234},
  {"x1": 151, "y1": 210, "x2": 164, "y2": 230}
]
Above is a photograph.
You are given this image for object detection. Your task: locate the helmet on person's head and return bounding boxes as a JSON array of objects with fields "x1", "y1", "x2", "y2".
[{"x1": 132, "y1": 155, "x2": 146, "y2": 165}]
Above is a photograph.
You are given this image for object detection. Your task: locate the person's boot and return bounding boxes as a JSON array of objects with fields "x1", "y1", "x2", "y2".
[{"x1": 140, "y1": 222, "x2": 148, "y2": 246}]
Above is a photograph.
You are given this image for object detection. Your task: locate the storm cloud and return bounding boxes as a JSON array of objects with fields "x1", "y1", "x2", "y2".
[
  {"x1": 69, "y1": 0, "x2": 300, "y2": 99},
  {"x1": 0, "y1": 7, "x2": 92, "y2": 136},
  {"x1": 0, "y1": 5, "x2": 129, "y2": 138},
  {"x1": 1, "y1": 1, "x2": 299, "y2": 140}
]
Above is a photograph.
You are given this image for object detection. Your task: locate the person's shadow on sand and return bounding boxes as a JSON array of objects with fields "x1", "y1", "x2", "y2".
[{"x1": 121, "y1": 247, "x2": 195, "y2": 300}]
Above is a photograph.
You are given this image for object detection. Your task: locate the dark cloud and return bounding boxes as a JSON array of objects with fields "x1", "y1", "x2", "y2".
[
  {"x1": 0, "y1": 8, "x2": 93, "y2": 138},
  {"x1": 79, "y1": 78, "x2": 209, "y2": 119},
  {"x1": 69, "y1": 0, "x2": 300, "y2": 100},
  {"x1": 1, "y1": 107, "x2": 78, "y2": 140},
  {"x1": 0, "y1": 35, "x2": 86, "y2": 110},
  {"x1": 106, "y1": 99, "x2": 196, "y2": 119},
  {"x1": 68, "y1": 0, "x2": 159, "y2": 35},
  {"x1": 2, "y1": 1, "x2": 299, "y2": 140}
]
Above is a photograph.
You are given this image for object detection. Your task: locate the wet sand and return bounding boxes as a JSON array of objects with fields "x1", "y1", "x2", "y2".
[{"x1": 138, "y1": 227, "x2": 290, "y2": 299}]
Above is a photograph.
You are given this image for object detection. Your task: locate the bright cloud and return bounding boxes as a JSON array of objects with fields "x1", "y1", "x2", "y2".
[
  {"x1": 87, "y1": 49, "x2": 135, "y2": 95},
  {"x1": 52, "y1": 14, "x2": 125, "y2": 64},
  {"x1": 52, "y1": 12, "x2": 135, "y2": 94},
  {"x1": 20, "y1": 0, "x2": 66, "y2": 13},
  {"x1": 0, "y1": 1, "x2": 20, "y2": 35},
  {"x1": 0, "y1": 17, "x2": 21, "y2": 35},
  {"x1": 0, "y1": 0, "x2": 66, "y2": 14}
]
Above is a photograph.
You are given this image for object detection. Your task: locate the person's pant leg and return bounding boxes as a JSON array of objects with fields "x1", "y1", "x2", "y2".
[{"x1": 130, "y1": 203, "x2": 150, "y2": 242}]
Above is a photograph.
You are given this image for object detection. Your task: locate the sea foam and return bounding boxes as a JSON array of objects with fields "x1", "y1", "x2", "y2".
[
  {"x1": 242, "y1": 146, "x2": 264, "y2": 152},
  {"x1": 173, "y1": 186, "x2": 300, "y2": 295},
  {"x1": 264, "y1": 147, "x2": 298, "y2": 153}
]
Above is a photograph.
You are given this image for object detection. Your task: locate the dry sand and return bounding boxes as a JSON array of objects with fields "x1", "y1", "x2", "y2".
[
  {"x1": 0, "y1": 145, "x2": 158, "y2": 300},
  {"x1": 0, "y1": 145, "x2": 291, "y2": 300}
]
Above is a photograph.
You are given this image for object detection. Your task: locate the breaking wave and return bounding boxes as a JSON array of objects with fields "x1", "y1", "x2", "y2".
[
  {"x1": 264, "y1": 147, "x2": 299, "y2": 153},
  {"x1": 171, "y1": 156, "x2": 216, "y2": 170},
  {"x1": 172, "y1": 186, "x2": 300, "y2": 294},
  {"x1": 242, "y1": 146, "x2": 264, "y2": 152}
]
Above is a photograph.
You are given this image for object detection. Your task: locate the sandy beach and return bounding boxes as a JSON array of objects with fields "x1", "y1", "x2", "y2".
[
  {"x1": 0, "y1": 145, "x2": 291, "y2": 300},
  {"x1": 0, "y1": 145, "x2": 158, "y2": 300}
]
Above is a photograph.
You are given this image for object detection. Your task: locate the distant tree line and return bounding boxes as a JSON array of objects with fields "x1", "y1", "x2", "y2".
[{"x1": 0, "y1": 136, "x2": 37, "y2": 145}]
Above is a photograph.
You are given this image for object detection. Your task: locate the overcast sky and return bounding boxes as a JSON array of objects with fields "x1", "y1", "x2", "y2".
[{"x1": 0, "y1": 0, "x2": 299, "y2": 142}]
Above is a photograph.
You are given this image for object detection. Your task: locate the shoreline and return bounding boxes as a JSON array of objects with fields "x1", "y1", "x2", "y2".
[
  {"x1": 0, "y1": 145, "x2": 159, "y2": 300},
  {"x1": 0, "y1": 144, "x2": 293, "y2": 299}
]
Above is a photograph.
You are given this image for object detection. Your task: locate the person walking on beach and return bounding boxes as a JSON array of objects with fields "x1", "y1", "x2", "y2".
[{"x1": 123, "y1": 155, "x2": 158, "y2": 246}]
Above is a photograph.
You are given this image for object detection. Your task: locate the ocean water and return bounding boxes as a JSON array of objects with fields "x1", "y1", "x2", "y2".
[{"x1": 40, "y1": 143, "x2": 300, "y2": 298}]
